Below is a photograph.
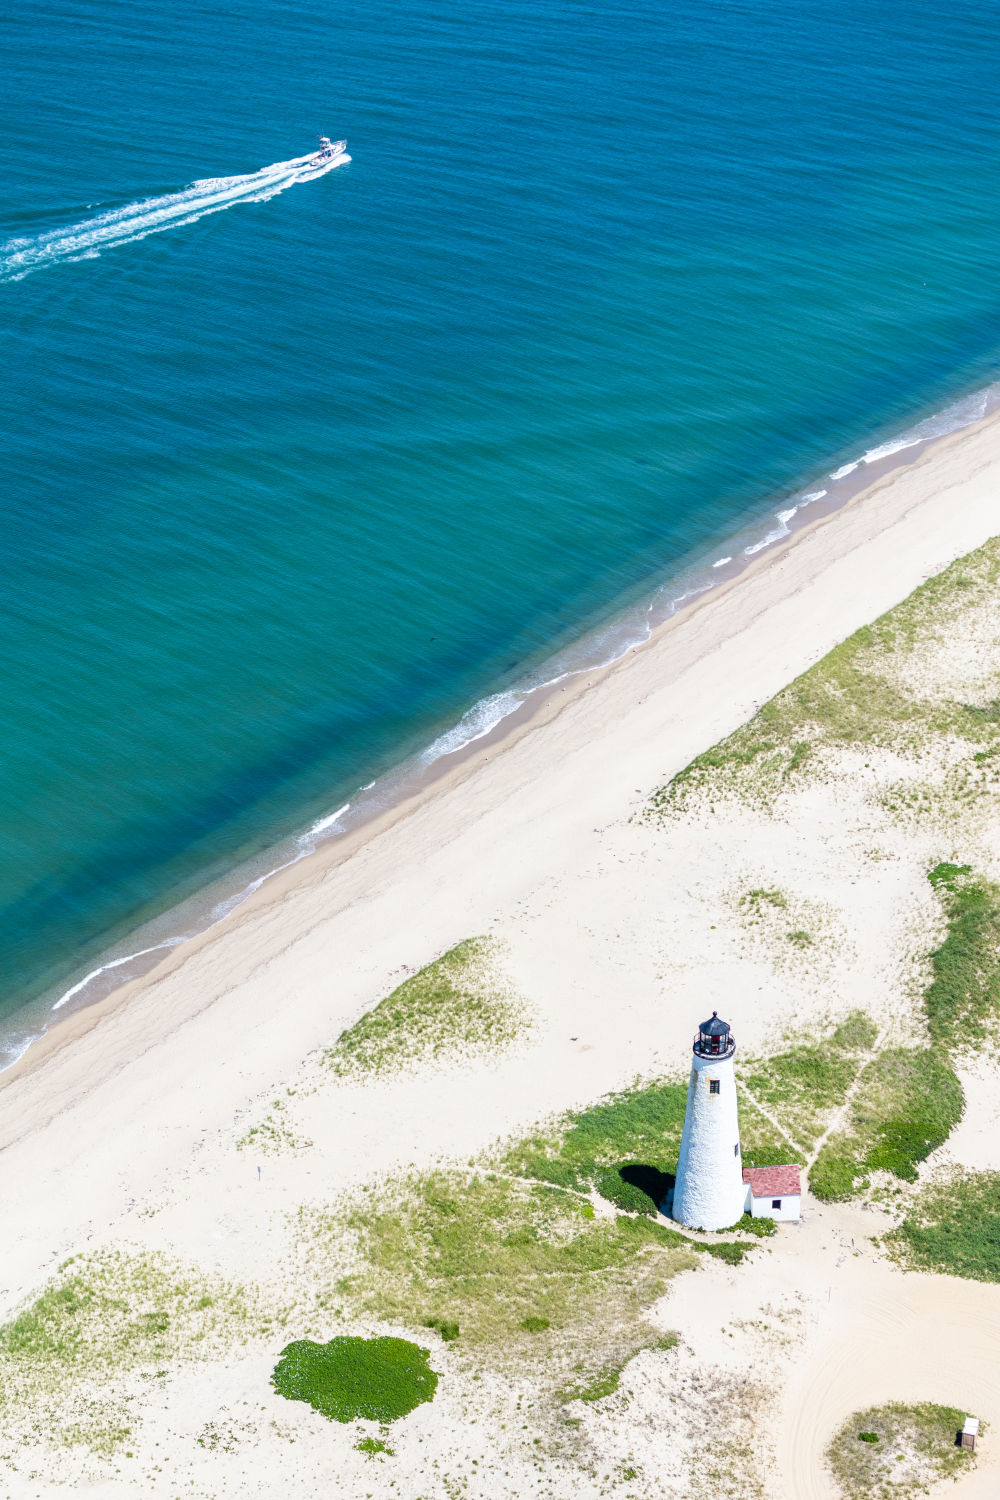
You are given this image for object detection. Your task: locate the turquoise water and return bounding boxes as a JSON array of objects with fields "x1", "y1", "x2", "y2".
[{"x1": 4, "y1": 0, "x2": 1000, "y2": 1055}]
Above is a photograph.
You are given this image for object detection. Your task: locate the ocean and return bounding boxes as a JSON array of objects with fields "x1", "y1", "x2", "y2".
[{"x1": 3, "y1": 0, "x2": 1000, "y2": 1062}]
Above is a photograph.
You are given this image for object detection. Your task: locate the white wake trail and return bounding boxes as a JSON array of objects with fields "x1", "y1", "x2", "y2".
[{"x1": 1, "y1": 149, "x2": 350, "y2": 282}]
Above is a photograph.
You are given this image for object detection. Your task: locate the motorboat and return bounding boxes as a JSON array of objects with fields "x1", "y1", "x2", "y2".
[{"x1": 308, "y1": 136, "x2": 347, "y2": 167}]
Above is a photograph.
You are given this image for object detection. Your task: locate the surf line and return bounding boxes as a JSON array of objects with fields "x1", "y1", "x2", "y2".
[
  {"x1": 45, "y1": 802, "x2": 353, "y2": 1025},
  {"x1": 0, "y1": 143, "x2": 350, "y2": 283}
]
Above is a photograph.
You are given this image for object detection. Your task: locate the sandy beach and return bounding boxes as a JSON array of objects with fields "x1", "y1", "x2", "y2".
[{"x1": 4, "y1": 406, "x2": 1000, "y2": 1496}]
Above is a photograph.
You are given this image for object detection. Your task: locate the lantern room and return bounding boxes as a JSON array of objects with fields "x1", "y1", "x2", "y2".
[{"x1": 693, "y1": 1010, "x2": 736, "y2": 1060}]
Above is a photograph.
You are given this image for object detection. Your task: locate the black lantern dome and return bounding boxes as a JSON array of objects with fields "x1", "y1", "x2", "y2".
[{"x1": 693, "y1": 1010, "x2": 735, "y2": 1058}]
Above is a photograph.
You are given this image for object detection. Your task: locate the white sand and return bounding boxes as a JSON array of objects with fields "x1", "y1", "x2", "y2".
[{"x1": 5, "y1": 411, "x2": 1000, "y2": 1496}]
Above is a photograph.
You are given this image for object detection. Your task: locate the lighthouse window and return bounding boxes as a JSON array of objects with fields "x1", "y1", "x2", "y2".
[{"x1": 709, "y1": 1079, "x2": 720, "y2": 1094}]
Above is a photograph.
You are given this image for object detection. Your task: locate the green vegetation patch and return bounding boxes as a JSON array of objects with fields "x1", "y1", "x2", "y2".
[
  {"x1": 729, "y1": 1214, "x2": 777, "y2": 1239},
  {"x1": 811, "y1": 1046, "x2": 962, "y2": 1200},
  {"x1": 313, "y1": 1170, "x2": 693, "y2": 1344},
  {"x1": 700, "y1": 1239, "x2": 754, "y2": 1265},
  {"x1": 888, "y1": 1170, "x2": 1000, "y2": 1282},
  {"x1": 271, "y1": 1335, "x2": 437, "y2": 1424},
  {"x1": 357, "y1": 1434, "x2": 394, "y2": 1457},
  {"x1": 924, "y1": 870, "x2": 1000, "y2": 1052},
  {"x1": 324, "y1": 937, "x2": 530, "y2": 1080},
  {"x1": 298, "y1": 1166, "x2": 695, "y2": 1394},
  {"x1": 827, "y1": 1401, "x2": 974, "y2": 1500},
  {"x1": 740, "y1": 1012, "x2": 877, "y2": 1152},
  {"x1": 560, "y1": 1335, "x2": 678, "y2": 1405},
  {"x1": 506, "y1": 1072, "x2": 795, "y2": 1211},
  {"x1": 648, "y1": 538, "x2": 1000, "y2": 812},
  {"x1": 237, "y1": 1092, "x2": 312, "y2": 1155},
  {"x1": 0, "y1": 1249, "x2": 258, "y2": 1454},
  {"x1": 506, "y1": 1077, "x2": 689, "y2": 1216},
  {"x1": 738, "y1": 1093, "x2": 801, "y2": 1169}
]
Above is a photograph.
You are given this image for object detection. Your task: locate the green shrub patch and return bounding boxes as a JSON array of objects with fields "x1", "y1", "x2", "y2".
[{"x1": 271, "y1": 1335, "x2": 438, "y2": 1424}]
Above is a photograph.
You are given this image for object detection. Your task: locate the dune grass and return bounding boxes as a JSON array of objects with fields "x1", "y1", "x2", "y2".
[
  {"x1": 648, "y1": 537, "x2": 1000, "y2": 813},
  {"x1": 271, "y1": 1334, "x2": 437, "y2": 1424},
  {"x1": 559, "y1": 1334, "x2": 678, "y2": 1405},
  {"x1": 0, "y1": 1249, "x2": 259, "y2": 1454},
  {"x1": 303, "y1": 1169, "x2": 694, "y2": 1349},
  {"x1": 810, "y1": 863, "x2": 1000, "y2": 1201},
  {"x1": 323, "y1": 937, "x2": 529, "y2": 1080},
  {"x1": 295, "y1": 1063, "x2": 792, "y2": 1400},
  {"x1": 827, "y1": 1401, "x2": 973, "y2": 1500},
  {"x1": 506, "y1": 1077, "x2": 689, "y2": 1216},
  {"x1": 740, "y1": 1012, "x2": 877, "y2": 1153},
  {"x1": 924, "y1": 866, "x2": 1000, "y2": 1051},
  {"x1": 888, "y1": 1170, "x2": 1000, "y2": 1282},
  {"x1": 810, "y1": 1045, "x2": 962, "y2": 1201}
]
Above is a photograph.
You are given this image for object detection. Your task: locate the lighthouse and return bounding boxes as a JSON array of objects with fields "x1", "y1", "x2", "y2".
[{"x1": 671, "y1": 1011, "x2": 748, "y2": 1231}]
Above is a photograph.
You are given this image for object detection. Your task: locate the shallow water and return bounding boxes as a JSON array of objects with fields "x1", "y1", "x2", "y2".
[{"x1": 3, "y1": 0, "x2": 1000, "y2": 1056}]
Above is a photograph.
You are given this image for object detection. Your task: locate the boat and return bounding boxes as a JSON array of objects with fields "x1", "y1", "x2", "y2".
[{"x1": 308, "y1": 136, "x2": 347, "y2": 168}]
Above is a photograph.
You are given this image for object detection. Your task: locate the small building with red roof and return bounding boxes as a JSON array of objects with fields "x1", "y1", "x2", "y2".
[{"x1": 742, "y1": 1164, "x2": 801, "y2": 1221}]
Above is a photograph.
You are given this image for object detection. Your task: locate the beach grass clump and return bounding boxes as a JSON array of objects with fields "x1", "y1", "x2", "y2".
[
  {"x1": 700, "y1": 1239, "x2": 755, "y2": 1265},
  {"x1": 924, "y1": 868, "x2": 1000, "y2": 1052},
  {"x1": 810, "y1": 1046, "x2": 962, "y2": 1200},
  {"x1": 237, "y1": 1093, "x2": 313, "y2": 1155},
  {"x1": 648, "y1": 537, "x2": 1000, "y2": 813},
  {"x1": 887, "y1": 1170, "x2": 1000, "y2": 1282},
  {"x1": 731, "y1": 881, "x2": 849, "y2": 976},
  {"x1": 323, "y1": 937, "x2": 530, "y2": 1080},
  {"x1": 356, "y1": 1434, "x2": 394, "y2": 1457},
  {"x1": 0, "y1": 1249, "x2": 258, "y2": 1454},
  {"x1": 826, "y1": 1401, "x2": 973, "y2": 1499},
  {"x1": 271, "y1": 1335, "x2": 437, "y2": 1424},
  {"x1": 739, "y1": 1012, "x2": 877, "y2": 1152},
  {"x1": 559, "y1": 1335, "x2": 678, "y2": 1405}
]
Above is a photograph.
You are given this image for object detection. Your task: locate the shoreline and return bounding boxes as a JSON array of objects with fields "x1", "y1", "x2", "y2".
[
  {"x1": 5, "y1": 388, "x2": 1000, "y2": 1095},
  {"x1": 6, "y1": 379, "x2": 990, "y2": 1070}
]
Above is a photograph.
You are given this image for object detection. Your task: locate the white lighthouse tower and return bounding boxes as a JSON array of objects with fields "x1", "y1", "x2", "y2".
[{"x1": 672, "y1": 1011, "x2": 747, "y2": 1231}]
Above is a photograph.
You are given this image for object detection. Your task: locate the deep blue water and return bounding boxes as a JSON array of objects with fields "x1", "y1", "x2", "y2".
[{"x1": 3, "y1": 0, "x2": 1000, "y2": 1050}]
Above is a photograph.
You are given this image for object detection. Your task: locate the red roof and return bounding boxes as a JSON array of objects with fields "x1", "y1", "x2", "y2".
[{"x1": 743, "y1": 1164, "x2": 801, "y2": 1197}]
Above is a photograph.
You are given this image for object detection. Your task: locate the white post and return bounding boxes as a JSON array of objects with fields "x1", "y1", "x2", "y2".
[{"x1": 672, "y1": 1015, "x2": 747, "y2": 1231}]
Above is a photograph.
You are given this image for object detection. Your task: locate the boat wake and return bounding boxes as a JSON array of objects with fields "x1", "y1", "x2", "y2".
[{"x1": 0, "y1": 145, "x2": 350, "y2": 282}]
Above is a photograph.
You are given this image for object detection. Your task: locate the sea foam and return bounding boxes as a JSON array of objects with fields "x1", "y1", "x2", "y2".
[{"x1": 0, "y1": 149, "x2": 349, "y2": 282}]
